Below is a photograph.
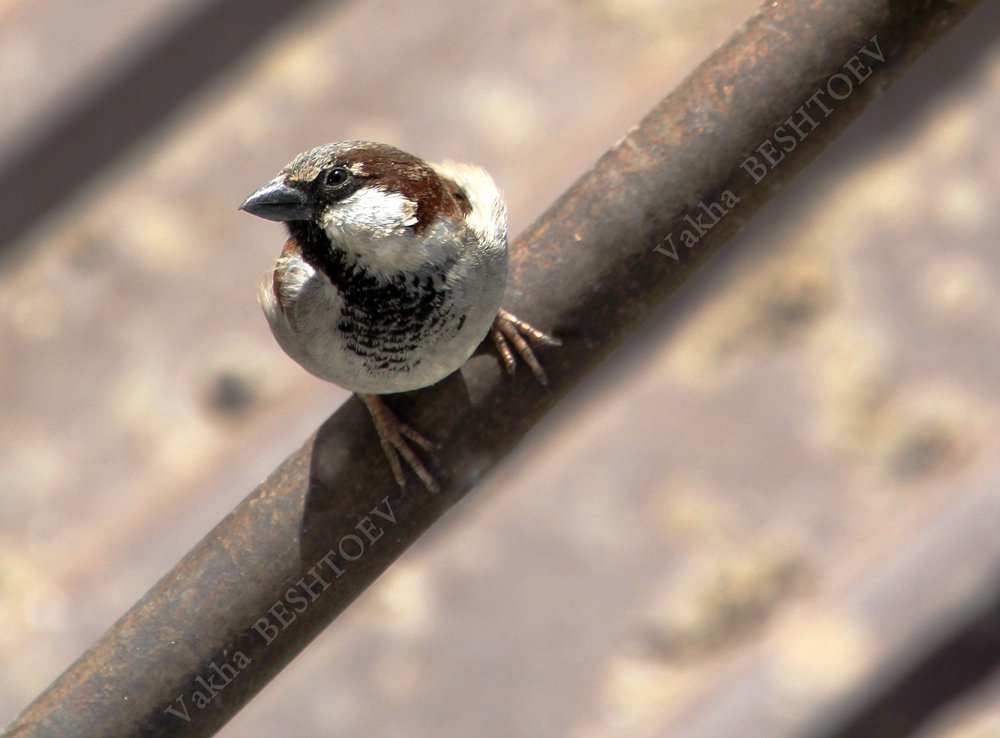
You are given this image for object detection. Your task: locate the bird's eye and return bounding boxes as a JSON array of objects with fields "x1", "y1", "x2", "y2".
[{"x1": 322, "y1": 167, "x2": 350, "y2": 189}]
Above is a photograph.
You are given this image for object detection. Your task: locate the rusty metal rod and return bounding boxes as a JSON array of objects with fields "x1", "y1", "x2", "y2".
[{"x1": 2, "y1": 1, "x2": 980, "y2": 736}]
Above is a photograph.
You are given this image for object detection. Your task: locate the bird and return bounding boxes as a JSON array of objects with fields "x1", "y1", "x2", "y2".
[{"x1": 240, "y1": 141, "x2": 557, "y2": 493}]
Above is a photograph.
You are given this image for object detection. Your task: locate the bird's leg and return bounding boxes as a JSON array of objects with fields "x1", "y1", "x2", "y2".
[
  {"x1": 490, "y1": 308, "x2": 561, "y2": 387},
  {"x1": 361, "y1": 310, "x2": 557, "y2": 494},
  {"x1": 359, "y1": 393, "x2": 440, "y2": 494}
]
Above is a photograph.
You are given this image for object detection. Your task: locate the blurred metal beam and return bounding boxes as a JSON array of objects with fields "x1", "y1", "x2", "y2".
[
  {"x1": 804, "y1": 572, "x2": 1000, "y2": 738},
  {"x1": 2, "y1": 0, "x2": 981, "y2": 736},
  {"x1": 0, "y1": 0, "x2": 334, "y2": 257}
]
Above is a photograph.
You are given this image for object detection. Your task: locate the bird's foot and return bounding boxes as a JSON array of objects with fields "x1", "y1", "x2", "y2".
[
  {"x1": 359, "y1": 393, "x2": 440, "y2": 494},
  {"x1": 490, "y1": 308, "x2": 560, "y2": 387}
]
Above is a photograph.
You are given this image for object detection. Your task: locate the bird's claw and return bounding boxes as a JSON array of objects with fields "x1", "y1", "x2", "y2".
[
  {"x1": 490, "y1": 308, "x2": 560, "y2": 387},
  {"x1": 359, "y1": 394, "x2": 441, "y2": 494},
  {"x1": 360, "y1": 310, "x2": 557, "y2": 493}
]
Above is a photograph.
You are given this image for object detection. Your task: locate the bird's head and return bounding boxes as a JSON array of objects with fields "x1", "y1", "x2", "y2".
[{"x1": 241, "y1": 142, "x2": 483, "y2": 270}]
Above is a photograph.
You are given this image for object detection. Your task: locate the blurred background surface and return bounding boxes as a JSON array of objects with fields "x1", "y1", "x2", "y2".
[{"x1": 0, "y1": 1, "x2": 998, "y2": 736}]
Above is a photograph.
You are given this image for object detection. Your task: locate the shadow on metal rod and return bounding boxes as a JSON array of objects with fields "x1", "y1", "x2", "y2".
[{"x1": 2, "y1": 0, "x2": 980, "y2": 736}]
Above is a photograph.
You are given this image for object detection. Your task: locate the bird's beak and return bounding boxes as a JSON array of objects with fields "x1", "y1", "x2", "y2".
[{"x1": 239, "y1": 177, "x2": 314, "y2": 222}]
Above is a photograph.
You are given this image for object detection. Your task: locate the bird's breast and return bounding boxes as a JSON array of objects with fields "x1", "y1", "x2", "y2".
[
  {"x1": 334, "y1": 258, "x2": 458, "y2": 367},
  {"x1": 263, "y1": 243, "x2": 505, "y2": 394}
]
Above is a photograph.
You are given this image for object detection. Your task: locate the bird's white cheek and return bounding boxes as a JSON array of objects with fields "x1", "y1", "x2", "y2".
[{"x1": 320, "y1": 187, "x2": 417, "y2": 240}]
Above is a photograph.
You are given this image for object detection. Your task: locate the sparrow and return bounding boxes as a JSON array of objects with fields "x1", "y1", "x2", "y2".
[{"x1": 240, "y1": 141, "x2": 557, "y2": 493}]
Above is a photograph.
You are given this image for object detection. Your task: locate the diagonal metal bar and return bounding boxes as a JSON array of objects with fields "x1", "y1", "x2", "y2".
[{"x1": 2, "y1": 0, "x2": 980, "y2": 736}]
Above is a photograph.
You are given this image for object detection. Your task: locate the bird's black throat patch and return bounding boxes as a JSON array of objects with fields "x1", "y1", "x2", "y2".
[{"x1": 287, "y1": 221, "x2": 458, "y2": 371}]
